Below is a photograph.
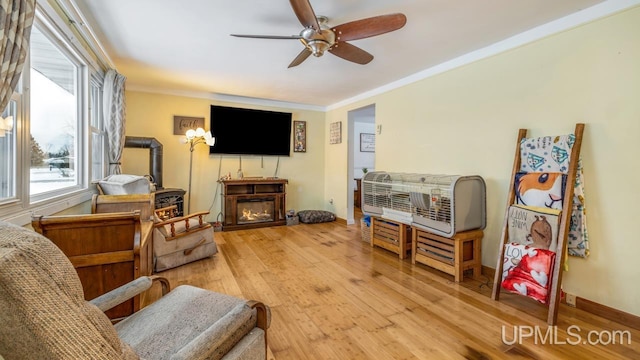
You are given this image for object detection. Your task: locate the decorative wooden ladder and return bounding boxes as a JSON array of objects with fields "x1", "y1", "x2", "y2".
[{"x1": 491, "y1": 123, "x2": 585, "y2": 325}]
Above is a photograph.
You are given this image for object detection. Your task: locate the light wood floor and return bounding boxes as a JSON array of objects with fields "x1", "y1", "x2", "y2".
[{"x1": 144, "y1": 220, "x2": 639, "y2": 359}]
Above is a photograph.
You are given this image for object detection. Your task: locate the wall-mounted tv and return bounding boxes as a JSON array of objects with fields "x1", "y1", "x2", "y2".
[{"x1": 209, "y1": 105, "x2": 292, "y2": 156}]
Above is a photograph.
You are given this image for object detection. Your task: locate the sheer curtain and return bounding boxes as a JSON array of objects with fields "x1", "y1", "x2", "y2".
[
  {"x1": 0, "y1": 0, "x2": 36, "y2": 111},
  {"x1": 103, "y1": 69, "x2": 126, "y2": 175}
]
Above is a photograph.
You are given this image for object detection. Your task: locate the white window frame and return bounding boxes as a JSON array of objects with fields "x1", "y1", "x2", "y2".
[
  {"x1": 0, "y1": 2, "x2": 107, "y2": 225},
  {"x1": 27, "y1": 19, "x2": 87, "y2": 203},
  {"x1": 0, "y1": 95, "x2": 20, "y2": 203},
  {"x1": 90, "y1": 76, "x2": 107, "y2": 182}
]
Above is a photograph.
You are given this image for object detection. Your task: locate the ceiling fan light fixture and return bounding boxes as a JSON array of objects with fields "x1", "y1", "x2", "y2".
[
  {"x1": 231, "y1": 1, "x2": 406, "y2": 67},
  {"x1": 307, "y1": 40, "x2": 331, "y2": 57}
]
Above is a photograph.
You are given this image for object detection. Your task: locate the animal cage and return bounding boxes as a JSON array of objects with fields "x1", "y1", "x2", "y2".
[{"x1": 361, "y1": 171, "x2": 486, "y2": 237}]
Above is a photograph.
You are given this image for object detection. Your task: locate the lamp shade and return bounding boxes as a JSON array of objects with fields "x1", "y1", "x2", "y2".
[{"x1": 204, "y1": 131, "x2": 215, "y2": 146}]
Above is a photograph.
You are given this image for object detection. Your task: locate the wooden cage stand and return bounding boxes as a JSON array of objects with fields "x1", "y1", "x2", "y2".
[
  {"x1": 370, "y1": 217, "x2": 412, "y2": 259},
  {"x1": 491, "y1": 123, "x2": 584, "y2": 325},
  {"x1": 412, "y1": 228, "x2": 483, "y2": 282}
]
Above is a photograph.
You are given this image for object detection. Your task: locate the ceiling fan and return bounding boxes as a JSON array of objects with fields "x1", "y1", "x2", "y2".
[{"x1": 231, "y1": 0, "x2": 407, "y2": 68}]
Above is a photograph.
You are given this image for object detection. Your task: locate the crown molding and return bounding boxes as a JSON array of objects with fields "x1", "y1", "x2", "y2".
[
  {"x1": 125, "y1": 84, "x2": 326, "y2": 112},
  {"x1": 327, "y1": 0, "x2": 640, "y2": 111}
]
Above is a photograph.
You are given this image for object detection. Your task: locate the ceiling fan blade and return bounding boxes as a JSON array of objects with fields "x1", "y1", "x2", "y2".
[
  {"x1": 289, "y1": 0, "x2": 320, "y2": 32},
  {"x1": 332, "y1": 13, "x2": 407, "y2": 41},
  {"x1": 231, "y1": 34, "x2": 302, "y2": 40},
  {"x1": 288, "y1": 48, "x2": 312, "y2": 68},
  {"x1": 328, "y1": 42, "x2": 373, "y2": 65}
]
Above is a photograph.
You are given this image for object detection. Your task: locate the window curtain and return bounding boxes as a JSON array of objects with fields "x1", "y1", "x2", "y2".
[
  {"x1": 0, "y1": 0, "x2": 36, "y2": 112},
  {"x1": 103, "y1": 69, "x2": 126, "y2": 175}
]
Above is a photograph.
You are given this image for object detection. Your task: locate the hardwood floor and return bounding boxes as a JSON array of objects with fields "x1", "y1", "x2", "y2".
[{"x1": 143, "y1": 220, "x2": 639, "y2": 359}]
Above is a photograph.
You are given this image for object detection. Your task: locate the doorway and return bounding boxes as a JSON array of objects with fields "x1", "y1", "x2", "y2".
[{"x1": 347, "y1": 105, "x2": 376, "y2": 224}]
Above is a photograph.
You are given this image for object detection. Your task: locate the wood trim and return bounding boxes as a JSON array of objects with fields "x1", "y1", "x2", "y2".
[
  {"x1": 247, "y1": 300, "x2": 269, "y2": 358},
  {"x1": 223, "y1": 220, "x2": 287, "y2": 231},
  {"x1": 547, "y1": 123, "x2": 585, "y2": 324},
  {"x1": 482, "y1": 265, "x2": 496, "y2": 279},
  {"x1": 576, "y1": 297, "x2": 640, "y2": 331},
  {"x1": 485, "y1": 265, "x2": 640, "y2": 330},
  {"x1": 69, "y1": 250, "x2": 135, "y2": 268}
]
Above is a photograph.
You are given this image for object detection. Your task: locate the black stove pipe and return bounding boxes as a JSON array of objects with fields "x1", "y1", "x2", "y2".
[{"x1": 124, "y1": 136, "x2": 163, "y2": 189}]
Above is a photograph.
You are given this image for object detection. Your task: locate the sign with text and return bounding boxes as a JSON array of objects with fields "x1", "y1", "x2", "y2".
[{"x1": 173, "y1": 116, "x2": 204, "y2": 135}]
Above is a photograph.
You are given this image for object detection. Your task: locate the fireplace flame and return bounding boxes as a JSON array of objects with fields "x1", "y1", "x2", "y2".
[{"x1": 240, "y1": 208, "x2": 272, "y2": 222}]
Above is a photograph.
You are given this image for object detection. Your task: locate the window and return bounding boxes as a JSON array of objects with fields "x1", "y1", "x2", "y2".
[
  {"x1": 0, "y1": 5, "x2": 107, "y2": 223},
  {"x1": 0, "y1": 99, "x2": 17, "y2": 200},
  {"x1": 90, "y1": 80, "x2": 106, "y2": 182},
  {"x1": 29, "y1": 25, "x2": 80, "y2": 196}
]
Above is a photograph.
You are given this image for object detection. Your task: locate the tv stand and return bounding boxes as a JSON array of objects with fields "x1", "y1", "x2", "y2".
[{"x1": 219, "y1": 178, "x2": 288, "y2": 231}]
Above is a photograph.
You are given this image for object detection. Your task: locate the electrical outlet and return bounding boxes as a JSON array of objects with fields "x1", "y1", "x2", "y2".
[
  {"x1": 565, "y1": 293, "x2": 577, "y2": 307},
  {"x1": 329, "y1": 198, "x2": 334, "y2": 205}
]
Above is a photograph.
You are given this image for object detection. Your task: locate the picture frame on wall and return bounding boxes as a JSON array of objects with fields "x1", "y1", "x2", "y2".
[
  {"x1": 330, "y1": 121, "x2": 342, "y2": 144},
  {"x1": 294, "y1": 120, "x2": 306, "y2": 152},
  {"x1": 173, "y1": 116, "x2": 204, "y2": 135},
  {"x1": 360, "y1": 133, "x2": 375, "y2": 152}
]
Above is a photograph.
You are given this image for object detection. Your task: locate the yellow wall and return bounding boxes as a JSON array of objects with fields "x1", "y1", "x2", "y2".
[
  {"x1": 326, "y1": 7, "x2": 640, "y2": 316},
  {"x1": 123, "y1": 92, "x2": 326, "y2": 221},
  {"x1": 124, "y1": 7, "x2": 640, "y2": 316}
]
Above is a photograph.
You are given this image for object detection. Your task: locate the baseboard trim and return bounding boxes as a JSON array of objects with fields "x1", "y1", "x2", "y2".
[
  {"x1": 484, "y1": 266, "x2": 640, "y2": 330},
  {"x1": 482, "y1": 265, "x2": 496, "y2": 280},
  {"x1": 335, "y1": 217, "x2": 347, "y2": 226},
  {"x1": 576, "y1": 297, "x2": 640, "y2": 331}
]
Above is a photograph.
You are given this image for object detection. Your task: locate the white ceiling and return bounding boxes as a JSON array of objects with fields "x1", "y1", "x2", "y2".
[{"x1": 72, "y1": 0, "x2": 607, "y2": 108}]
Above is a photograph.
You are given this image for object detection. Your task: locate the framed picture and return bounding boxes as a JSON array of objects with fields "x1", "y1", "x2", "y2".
[
  {"x1": 294, "y1": 120, "x2": 306, "y2": 152},
  {"x1": 173, "y1": 116, "x2": 204, "y2": 135},
  {"x1": 330, "y1": 121, "x2": 342, "y2": 144},
  {"x1": 360, "y1": 133, "x2": 375, "y2": 152}
]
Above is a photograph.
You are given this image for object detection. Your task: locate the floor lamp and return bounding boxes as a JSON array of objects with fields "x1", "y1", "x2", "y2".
[{"x1": 181, "y1": 127, "x2": 215, "y2": 213}]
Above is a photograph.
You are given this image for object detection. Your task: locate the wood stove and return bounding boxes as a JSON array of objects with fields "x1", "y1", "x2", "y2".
[{"x1": 219, "y1": 178, "x2": 287, "y2": 231}]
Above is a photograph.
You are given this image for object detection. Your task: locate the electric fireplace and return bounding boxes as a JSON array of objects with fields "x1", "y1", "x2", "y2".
[{"x1": 220, "y1": 178, "x2": 288, "y2": 231}]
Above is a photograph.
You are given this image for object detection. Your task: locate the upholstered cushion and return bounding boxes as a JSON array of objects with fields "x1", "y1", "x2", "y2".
[
  {"x1": 115, "y1": 285, "x2": 258, "y2": 360},
  {"x1": 99, "y1": 174, "x2": 151, "y2": 195},
  {"x1": 297, "y1": 210, "x2": 336, "y2": 224},
  {"x1": 0, "y1": 221, "x2": 138, "y2": 360},
  {"x1": 153, "y1": 226, "x2": 218, "y2": 272}
]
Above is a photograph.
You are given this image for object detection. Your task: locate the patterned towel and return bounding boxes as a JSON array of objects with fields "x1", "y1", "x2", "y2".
[
  {"x1": 502, "y1": 243, "x2": 556, "y2": 304},
  {"x1": 514, "y1": 172, "x2": 566, "y2": 211},
  {"x1": 520, "y1": 135, "x2": 589, "y2": 258},
  {"x1": 507, "y1": 204, "x2": 561, "y2": 251}
]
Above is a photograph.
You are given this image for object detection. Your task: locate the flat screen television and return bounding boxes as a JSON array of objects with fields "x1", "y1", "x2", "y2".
[{"x1": 209, "y1": 105, "x2": 292, "y2": 156}]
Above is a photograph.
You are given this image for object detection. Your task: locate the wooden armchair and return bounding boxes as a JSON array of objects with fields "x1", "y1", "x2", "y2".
[
  {"x1": 1, "y1": 221, "x2": 269, "y2": 360},
  {"x1": 31, "y1": 211, "x2": 152, "y2": 320},
  {"x1": 154, "y1": 205, "x2": 210, "y2": 239},
  {"x1": 90, "y1": 193, "x2": 217, "y2": 272},
  {"x1": 92, "y1": 193, "x2": 156, "y2": 221},
  {"x1": 152, "y1": 205, "x2": 218, "y2": 272}
]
